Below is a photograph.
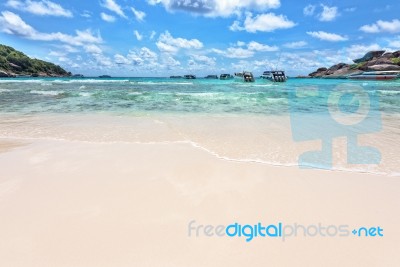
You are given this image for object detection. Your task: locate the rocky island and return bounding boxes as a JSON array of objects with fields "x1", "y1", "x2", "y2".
[
  {"x1": 308, "y1": 50, "x2": 400, "y2": 78},
  {"x1": 0, "y1": 44, "x2": 71, "y2": 77}
]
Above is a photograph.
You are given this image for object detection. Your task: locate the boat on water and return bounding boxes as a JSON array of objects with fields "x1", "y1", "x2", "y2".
[
  {"x1": 98, "y1": 75, "x2": 111, "y2": 78},
  {"x1": 204, "y1": 75, "x2": 218, "y2": 79},
  {"x1": 260, "y1": 70, "x2": 287, "y2": 82},
  {"x1": 347, "y1": 71, "x2": 400, "y2": 80},
  {"x1": 234, "y1": 71, "x2": 255, "y2": 82},
  {"x1": 170, "y1": 75, "x2": 183, "y2": 78},
  {"x1": 219, "y1": 74, "x2": 233, "y2": 80},
  {"x1": 184, "y1": 74, "x2": 196, "y2": 79}
]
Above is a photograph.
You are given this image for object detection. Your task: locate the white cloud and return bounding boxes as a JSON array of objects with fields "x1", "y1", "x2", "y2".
[
  {"x1": 303, "y1": 4, "x2": 315, "y2": 16},
  {"x1": 226, "y1": 47, "x2": 254, "y2": 58},
  {"x1": 114, "y1": 54, "x2": 131, "y2": 65},
  {"x1": 147, "y1": 0, "x2": 281, "y2": 17},
  {"x1": 0, "y1": 11, "x2": 102, "y2": 46},
  {"x1": 84, "y1": 44, "x2": 102, "y2": 54},
  {"x1": 5, "y1": 0, "x2": 73, "y2": 17},
  {"x1": 212, "y1": 40, "x2": 278, "y2": 59},
  {"x1": 190, "y1": 55, "x2": 216, "y2": 66},
  {"x1": 114, "y1": 47, "x2": 159, "y2": 67},
  {"x1": 283, "y1": 41, "x2": 307, "y2": 49},
  {"x1": 247, "y1": 41, "x2": 278, "y2": 52},
  {"x1": 307, "y1": 31, "x2": 348, "y2": 42},
  {"x1": 360, "y1": 19, "x2": 400, "y2": 33},
  {"x1": 149, "y1": 31, "x2": 157, "y2": 39},
  {"x1": 319, "y1": 4, "x2": 339, "y2": 21},
  {"x1": 231, "y1": 12, "x2": 296, "y2": 33},
  {"x1": 341, "y1": 44, "x2": 382, "y2": 60},
  {"x1": 100, "y1": 12, "x2": 116, "y2": 22},
  {"x1": 387, "y1": 36, "x2": 400, "y2": 49},
  {"x1": 131, "y1": 7, "x2": 146, "y2": 22},
  {"x1": 156, "y1": 31, "x2": 203, "y2": 54},
  {"x1": 81, "y1": 10, "x2": 92, "y2": 18},
  {"x1": 134, "y1": 30, "x2": 143, "y2": 41},
  {"x1": 100, "y1": 0, "x2": 126, "y2": 18}
]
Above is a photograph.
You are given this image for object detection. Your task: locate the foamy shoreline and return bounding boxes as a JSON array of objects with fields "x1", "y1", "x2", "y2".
[{"x1": 0, "y1": 137, "x2": 399, "y2": 266}]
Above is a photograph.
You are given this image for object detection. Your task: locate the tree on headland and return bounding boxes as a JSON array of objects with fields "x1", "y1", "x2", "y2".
[{"x1": 0, "y1": 44, "x2": 70, "y2": 77}]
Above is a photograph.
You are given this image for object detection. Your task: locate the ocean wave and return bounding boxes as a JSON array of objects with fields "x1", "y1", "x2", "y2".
[
  {"x1": 128, "y1": 92, "x2": 143, "y2": 95},
  {"x1": 79, "y1": 92, "x2": 91, "y2": 97},
  {"x1": 175, "y1": 92, "x2": 220, "y2": 97},
  {"x1": 379, "y1": 90, "x2": 400, "y2": 95},
  {"x1": 30, "y1": 90, "x2": 64, "y2": 96},
  {"x1": 134, "y1": 81, "x2": 194, "y2": 85},
  {"x1": 0, "y1": 89, "x2": 12, "y2": 93}
]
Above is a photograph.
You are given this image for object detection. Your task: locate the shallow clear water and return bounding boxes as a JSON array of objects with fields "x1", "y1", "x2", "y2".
[
  {"x1": 0, "y1": 77, "x2": 399, "y2": 115},
  {"x1": 0, "y1": 77, "x2": 399, "y2": 176}
]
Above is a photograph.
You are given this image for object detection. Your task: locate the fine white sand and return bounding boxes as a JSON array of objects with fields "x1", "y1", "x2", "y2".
[{"x1": 0, "y1": 137, "x2": 399, "y2": 267}]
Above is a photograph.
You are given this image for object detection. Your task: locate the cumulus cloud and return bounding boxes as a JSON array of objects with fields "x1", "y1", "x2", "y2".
[
  {"x1": 114, "y1": 47, "x2": 159, "y2": 67},
  {"x1": 360, "y1": 19, "x2": 400, "y2": 33},
  {"x1": 147, "y1": 0, "x2": 281, "y2": 17},
  {"x1": 5, "y1": 0, "x2": 73, "y2": 17},
  {"x1": 100, "y1": 0, "x2": 126, "y2": 18},
  {"x1": 212, "y1": 41, "x2": 277, "y2": 59},
  {"x1": 0, "y1": 11, "x2": 102, "y2": 46},
  {"x1": 247, "y1": 41, "x2": 278, "y2": 52},
  {"x1": 230, "y1": 12, "x2": 296, "y2": 33},
  {"x1": 189, "y1": 55, "x2": 216, "y2": 66},
  {"x1": 283, "y1": 41, "x2": 307, "y2": 49},
  {"x1": 307, "y1": 31, "x2": 348, "y2": 42},
  {"x1": 131, "y1": 7, "x2": 146, "y2": 22},
  {"x1": 319, "y1": 4, "x2": 339, "y2": 21},
  {"x1": 84, "y1": 44, "x2": 102, "y2": 54},
  {"x1": 100, "y1": 12, "x2": 116, "y2": 22},
  {"x1": 156, "y1": 31, "x2": 203, "y2": 54}
]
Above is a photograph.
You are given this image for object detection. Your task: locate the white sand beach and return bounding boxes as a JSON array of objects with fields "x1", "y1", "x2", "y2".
[{"x1": 0, "y1": 114, "x2": 399, "y2": 266}]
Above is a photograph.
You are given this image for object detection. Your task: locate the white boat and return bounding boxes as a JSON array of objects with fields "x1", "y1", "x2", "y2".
[
  {"x1": 260, "y1": 70, "x2": 287, "y2": 82},
  {"x1": 347, "y1": 71, "x2": 400, "y2": 80},
  {"x1": 234, "y1": 71, "x2": 255, "y2": 82}
]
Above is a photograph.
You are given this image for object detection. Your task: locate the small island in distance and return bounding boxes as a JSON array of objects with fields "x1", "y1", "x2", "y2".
[{"x1": 0, "y1": 44, "x2": 71, "y2": 77}]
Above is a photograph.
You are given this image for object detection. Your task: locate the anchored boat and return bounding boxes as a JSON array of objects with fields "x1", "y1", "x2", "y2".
[
  {"x1": 234, "y1": 71, "x2": 255, "y2": 82},
  {"x1": 347, "y1": 71, "x2": 400, "y2": 80},
  {"x1": 183, "y1": 74, "x2": 196, "y2": 79},
  {"x1": 219, "y1": 74, "x2": 233, "y2": 80},
  {"x1": 260, "y1": 70, "x2": 287, "y2": 82}
]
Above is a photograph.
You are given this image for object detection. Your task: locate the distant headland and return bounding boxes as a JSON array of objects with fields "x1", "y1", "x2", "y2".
[
  {"x1": 0, "y1": 44, "x2": 71, "y2": 78},
  {"x1": 307, "y1": 50, "x2": 400, "y2": 78}
]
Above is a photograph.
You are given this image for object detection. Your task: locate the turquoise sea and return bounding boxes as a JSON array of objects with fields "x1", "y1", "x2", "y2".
[
  {"x1": 0, "y1": 77, "x2": 399, "y2": 176},
  {"x1": 0, "y1": 77, "x2": 399, "y2": 115}
]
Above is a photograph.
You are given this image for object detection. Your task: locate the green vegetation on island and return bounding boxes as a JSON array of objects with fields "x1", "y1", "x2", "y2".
[{"x1": 0, "y1": 44, "x2": 71, "y2": 77}]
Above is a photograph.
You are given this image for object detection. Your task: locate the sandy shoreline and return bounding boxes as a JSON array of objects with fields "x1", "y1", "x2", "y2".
[{"x1": 0, "y1": 137, "x2": 399, "y2": 266}]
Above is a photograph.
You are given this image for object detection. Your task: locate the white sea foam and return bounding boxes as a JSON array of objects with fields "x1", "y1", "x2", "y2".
[
  {"x1": 79, "y1": 92, "x2": 91, "y2": 97},
  {"x1": 0, "y1": 89, "x2": 12, "y2": 93},
  {"x1": 379, "y1": 90, "x2": 400, "y2": 95},
  {"x1": 79, "y1": 85, "x2": 86, "y2": 89},
  {"x1": 134, "y1": 81, "x2": 193, "y2": 85},
  {"x1": 128, "y1": 92, "x2": 143, "y2": 95},
  {"x1": 30, "y1": 90, "x2": 64, "y2": 96}
]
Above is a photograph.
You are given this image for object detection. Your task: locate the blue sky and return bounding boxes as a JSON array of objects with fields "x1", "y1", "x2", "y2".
[{"x1": 0, "y1": 0, "x2": 399, "y2": 76}]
